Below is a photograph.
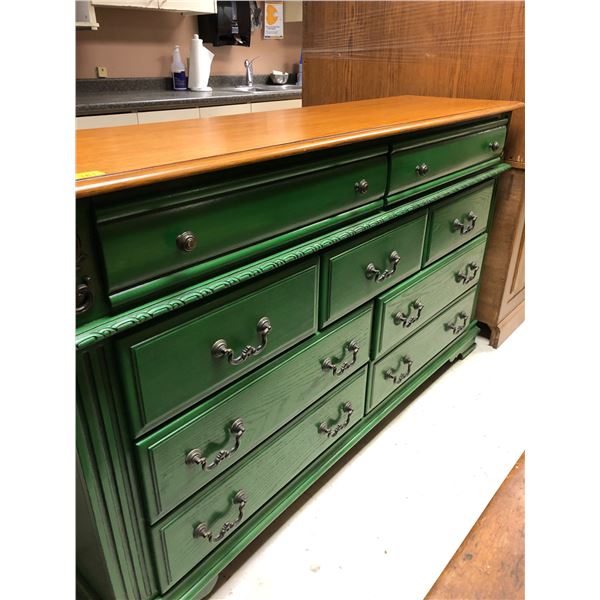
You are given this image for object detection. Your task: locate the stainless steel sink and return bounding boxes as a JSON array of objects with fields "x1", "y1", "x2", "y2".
[
  {"x1": 218, "y1": 86, "x2": 270, "y2": 93},
  {"x1": 254, "y1": 85, "x2": 302, "y2": 91},
  {"x1": 217, "y1": 85, "x2": 301, "y2": 94}
]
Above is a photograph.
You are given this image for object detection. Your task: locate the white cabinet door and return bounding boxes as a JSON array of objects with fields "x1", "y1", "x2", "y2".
[
  {"x1": 200, "y1": 104, "x2": 251, "y2": 118},
  {"x1": 91, "y1": 1, "x2": 160, "y2": 8},
  {"x1": 251, "y1": 99, "x2": 302, "y2": 113},
  {"x1": 137, "y1": 108, "x2": 200, "y2": 124},
  {"x1": 157, "y1": 0, "x2": 216, "y2": 12},
  {"x1": 76, "y1": 113, "x2": 138, "y2": 129}
]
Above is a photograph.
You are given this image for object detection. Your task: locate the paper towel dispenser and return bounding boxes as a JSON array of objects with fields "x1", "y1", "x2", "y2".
[{"x1": 198, "y1": 1, "x2": 252, "y2": 47}]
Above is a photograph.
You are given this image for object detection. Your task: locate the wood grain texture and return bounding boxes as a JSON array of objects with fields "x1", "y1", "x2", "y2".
[
  {"x1": 76, "y1": 164, "x2": 510, "y2": 350},
  {"x1": 489, "y1": 299, "x2": 525, "y2": 348},
  {"x1": 302, "y1": 1, "x2": 524, "y2": 165},
  {"x1": 75, "y1": 95, "x2": 522, "y2": 197},
  {"x1": 136, "y1": 305, "x2": 373, "y2": 522},
  {"x1": 476, "y1": 168, "x2": 525, "y2": 345},
  {"x1": 425, "y1": 452, "x2": 524, "y2": 600},
  {"x1": 374, "y1": 235, "x2": 487, "y2": 358}
]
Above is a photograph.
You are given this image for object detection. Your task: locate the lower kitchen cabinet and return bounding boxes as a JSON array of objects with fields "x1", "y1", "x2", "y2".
[
  {"x1": 76, "y1": 99, "x2": 302, "y2": 129},
  {"x1": 76, "y1": 95, "x2": 522, "y2": 599}
]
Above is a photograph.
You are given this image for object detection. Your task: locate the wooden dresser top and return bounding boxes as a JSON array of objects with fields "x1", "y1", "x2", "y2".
[{"x1": 76, "y1": 95, "x2": 523, "y2": 198}]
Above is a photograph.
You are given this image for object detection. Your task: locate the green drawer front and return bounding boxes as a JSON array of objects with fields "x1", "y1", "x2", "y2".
[
  {"x1": 389, "y1": 124, "x2": 507, "y2": 195},
  {"x1": 320, "y1": 211, "x2": 427, "y2": 327},
  {"x1": 96, "y1": 151, "x2": 387, "y2": 295},
  {"x1": 137, "y1": 304, "x2": 373, "y2": 522},
  {"x1": 374, "y1": 235, "x2": 487, "y2": 357},
  {"x1": 117, "y1": 260, "x2": 319, "y2": 436},
  {"x1": 369, "y1": 288, "x2": 478, "y2": 411},
  {"x1": 152, "y1": 367, "x2": 368, "y2": 592},
  {"x1": 424, "y1": 181, "x2": 494, "y2": 266}
]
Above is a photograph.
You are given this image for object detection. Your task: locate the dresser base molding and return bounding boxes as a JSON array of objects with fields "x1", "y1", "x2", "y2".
[{"x1": 154, "y1": 325, "x2": 478, "y2": 600}]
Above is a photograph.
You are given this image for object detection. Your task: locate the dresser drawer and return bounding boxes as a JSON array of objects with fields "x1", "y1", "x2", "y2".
[
  {"x1": 95, "y1": 147, "x2": 388, "y2": 297},
  {"x1": 320, "y1": 211, "x2": 427, "y2": 327},
  {"x1": 424, "y1": 181, "x2": 494, "y2": 265},
  {"x1": 374, "y1": 235, "x2": 487, "y2": 357},
  {"x1": 369, "y1": 288, "x2": 478, "y2": 411},
  {"x1": 151, "y1": 367, "x2": 368, "y2": 592},
  {"x1": 389, "y1": 123, "x2": 506, "y2": 196},
  {"x1": 137, "y1": 304, "x2": 373, "y2": 522},
  {"x1": 117, "y1": 259, "x2": 319, "y2": 436}
]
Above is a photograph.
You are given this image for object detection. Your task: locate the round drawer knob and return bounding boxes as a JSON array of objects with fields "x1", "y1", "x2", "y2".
[
  {"x1": 489, "y1": 141, "x2": 500, "y2": 151},
  {"x1": 415, "y1": 163, "x2": 429, "y2": 176},
  {"x1": 176, "y1": 231, "x2": 197, "y2": 252},
  {"x1": 354, "y1": 179, "x2": 369, "y2": 194}
]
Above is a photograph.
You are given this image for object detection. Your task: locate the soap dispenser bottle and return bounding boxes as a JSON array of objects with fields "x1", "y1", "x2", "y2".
[{"x1": 171, "y1": 45, "x2": 187, "y2": 91}]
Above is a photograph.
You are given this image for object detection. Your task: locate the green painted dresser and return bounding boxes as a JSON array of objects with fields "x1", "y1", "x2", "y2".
[{"x1": 76, "y1": 95, "x2": 523, "y2": 599}]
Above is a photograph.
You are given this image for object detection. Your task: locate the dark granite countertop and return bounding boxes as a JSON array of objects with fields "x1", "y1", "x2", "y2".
[{"x1": 76, "y1": 76, "x2": 302, "y2": 116}]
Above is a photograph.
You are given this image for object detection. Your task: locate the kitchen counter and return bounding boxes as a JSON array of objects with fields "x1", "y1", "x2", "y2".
[
  {"x1": 76, "y1": 76, "x2": 302, "y2": 116},
  {"x1": 76, "y1": 95, "x2": 523, "y2": 198}
]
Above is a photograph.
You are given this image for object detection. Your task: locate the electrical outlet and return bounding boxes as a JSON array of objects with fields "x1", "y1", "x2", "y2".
[{"x1": 96, "y1": 66, "x2": 108, "y2": 78}]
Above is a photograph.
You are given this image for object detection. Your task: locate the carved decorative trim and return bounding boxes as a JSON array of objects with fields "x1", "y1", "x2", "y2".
[{"x1": 76, "y1": 164, "x2": 510, "y2": 349}]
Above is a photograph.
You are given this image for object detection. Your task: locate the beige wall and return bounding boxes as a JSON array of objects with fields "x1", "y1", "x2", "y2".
[{"x1": 76, "y1": 6, "x2": 301, "y2": 78}]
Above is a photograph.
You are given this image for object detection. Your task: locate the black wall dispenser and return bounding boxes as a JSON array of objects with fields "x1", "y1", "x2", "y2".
[{"x1": 198, "y1": 1, "x2": 252, "y2": 47}]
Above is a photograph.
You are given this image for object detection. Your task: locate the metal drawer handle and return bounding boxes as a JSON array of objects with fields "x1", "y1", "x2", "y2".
[
  {"x1": 393, "y1": 300, "x2": 424, "y2": 328},
  {"x1": 489, "y1": 140, "x2": 501, "y2": 151},
  {"x1": 445, "y1": 311, "x2": 469, "y2": 335},
  {"x1": 318, "y1": 402, "x2": 354, "y2": 437},
  {"x1": 193, "y1": 490, "x2": 247, "y2": 543},
  {"x1": 384, "y1": 356, "x2": 413, "y2": 385},
  {"x1": 415, "y1": 163, "x2": 429, "y2": 176},
  {"x1": 322, "y1": 340, "x2": 360, "y2": 376},
  {"x1": 365, "y1": 251, "x2": 401, "y2": 282},
  {"x1": 355, "y1": 179, "x2": 369, "y2": 194},
  {"x1": 453, "y1": 211, "x2": 478, "y2": 235},
  {"x1": 212, "y1": 317, "x2": 272, "y2": 365},
  {"x1": 456, "y1": 262, "x2": 480, "y2": 284},
  {"x1": 176, "y1": 231, "x2": 198, "y2": 252},
  {"x1": 185, "y1": 419, "x2": 245, "y2": 471}
]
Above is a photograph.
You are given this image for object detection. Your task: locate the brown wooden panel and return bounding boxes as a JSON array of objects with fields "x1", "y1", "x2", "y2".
[
  {"x1": 476, "y1": 168, "x2": 525, "y2": 335},
  {"x1": 303, "y1": 0, "x2": 524, "y2": 164},
  {"x1": 425, "y1": 453, "x2": 524, "y2": 600}
]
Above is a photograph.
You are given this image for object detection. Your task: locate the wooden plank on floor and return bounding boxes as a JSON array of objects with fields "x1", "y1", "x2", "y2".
[{"x1": 425, "y1": 452, "x2": 525, "y2": 600}]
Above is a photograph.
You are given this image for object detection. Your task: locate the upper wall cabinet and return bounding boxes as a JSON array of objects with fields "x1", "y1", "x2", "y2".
[{"x1": 91, "y1": 0, "x2": 217, "y2": 14}]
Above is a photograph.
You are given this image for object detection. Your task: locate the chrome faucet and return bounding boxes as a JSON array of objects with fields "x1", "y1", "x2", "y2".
[{"x1": 244, "y1": 57, "x2": 259, "y2": 87}]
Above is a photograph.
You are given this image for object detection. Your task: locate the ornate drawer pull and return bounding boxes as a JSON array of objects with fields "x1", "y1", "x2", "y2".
[
  {"x1": 489, "y1": 140, "x2": 501, "y2": 151},
  {"x1": 445, "y1": 311, "x2": 469, "y2": 335},
  {"x1": 355, "y1": 179, "x2": 369, "y2": 194},
  {"x1": 365, "y1": 251, "x2": 401, "y2": 282},
  {"x1": 176, "y1": 231, "x2": 198, "y2": 252},
  {"x1": 185, "y1": 419, "x2": 245, "y2": 470},
  {"x1": 393, "y1": 300, "x2": 424, "y2": 328},
  {"x1": 193, "y1": 490, "x2": 247, "y2": 543},
  {"x1": 322, "y1": 340, "x2": 360, "y2": 376},
  {"x1": 318, "y1": 402, "x2": 354, "y2": 437},
  {"x1": 384, "y1": 356, "x2": 413, "y2": 385},
  {"x1": 76, "y1": 277, "x2": 94, "y2": 315},
  {"x1": 415, "y1": 163, "x2": 429, "y2": 176},
  {"x1": 212, "y1": 317, "x2": 272, "y2": 365},
  {"x1": 453, "y1": 211, "x2": 478, "y2": 235},
  {"x1": 456, "y1": 262, "x2": 480, "y2": 284}
]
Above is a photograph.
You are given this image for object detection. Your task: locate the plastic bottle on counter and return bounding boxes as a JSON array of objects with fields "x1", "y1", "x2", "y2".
[{"x1": 171, "y1": 45, "x2": 187, "y2": 91}]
